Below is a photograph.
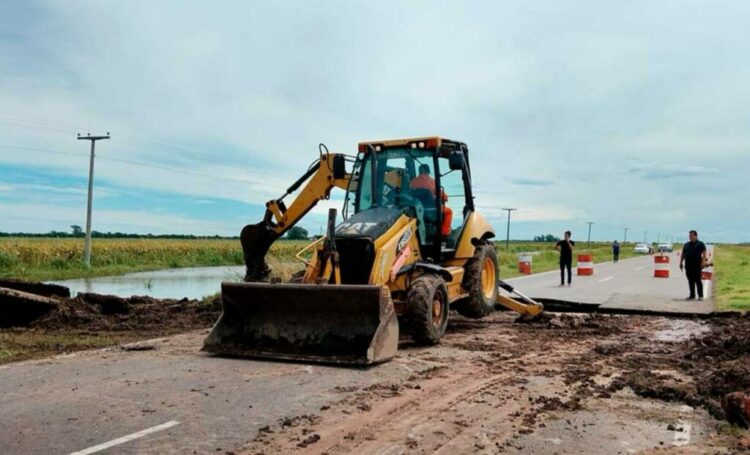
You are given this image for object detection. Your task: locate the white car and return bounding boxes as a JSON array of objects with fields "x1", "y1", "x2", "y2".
[
  {"x1": 658, "y1": 242, "x2": 673, "y2": 253},
  {"x1": 634, "y1": 243, "x2": 651, "y2": 254}
]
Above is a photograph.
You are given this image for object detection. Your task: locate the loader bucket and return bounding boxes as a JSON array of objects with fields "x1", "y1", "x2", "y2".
[{"x1": 202, "y1": 282, "x2": 399, "y2": 365}]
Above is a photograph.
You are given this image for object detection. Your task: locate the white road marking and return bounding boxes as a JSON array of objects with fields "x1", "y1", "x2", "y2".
[
  {"x1": 634, "y1": 266, "x2": 645, "y2": 271},
  {"x1": 68, "y1": 420, "x2": 180, "y2": 455},
  {"x1": 598, "y1": 276, "x2": 614, "y2": 283},
  {"x1": 672, "y1": 421, "x2": 691, "y2": 446}
]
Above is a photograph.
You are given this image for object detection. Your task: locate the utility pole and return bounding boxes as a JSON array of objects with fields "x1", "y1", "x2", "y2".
[
  {"x1": 644, "y1": 231, "x2": 648, "y2": 243},
  {"x1": 77, "y1": 132, "x2": 110, "y2": 266},
  {"x1": 623, "y1": 227, "x2": 629, "y2": 244},
  {"x1": 585, "y1": 221, "x2": 594, "y2": 248},
  {"x1": 657, "y1": 233, "x2": 661, "y2": 243},
  {"x1": 501, "y1": 208, "x2": 517, "y2": 250}
]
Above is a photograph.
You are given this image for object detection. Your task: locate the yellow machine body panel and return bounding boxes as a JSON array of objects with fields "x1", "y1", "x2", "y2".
[{"x1": 453, "y1": 211, "x2": 496, "y2": 260}]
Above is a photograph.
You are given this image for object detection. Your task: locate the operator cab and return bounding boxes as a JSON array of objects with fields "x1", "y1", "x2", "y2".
[{"x1": 343, "y1": 137, "x2": 474, "y2": 262}]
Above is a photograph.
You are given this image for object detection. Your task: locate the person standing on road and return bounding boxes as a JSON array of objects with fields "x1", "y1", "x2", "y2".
[
  {"x1": 555, "y1": 231, "x2": 575, "y2": 286},
  {"x1": 612, "y1": 240, "x2": 620, "y2": 263},
  {"x1": 680, "y1": 230, "x2": 707, "y2": 300}
]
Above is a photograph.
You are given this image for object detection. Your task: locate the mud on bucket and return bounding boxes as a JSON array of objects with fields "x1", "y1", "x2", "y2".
[{"x1": 202, "y1": 282, "x2": 399, "y2": 365}]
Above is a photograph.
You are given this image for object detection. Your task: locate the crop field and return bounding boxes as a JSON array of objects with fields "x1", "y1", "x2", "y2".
[
  {"x1": 1, "y1": 236, "x2": 637, "y2": 281},
  {"x1": 0, "y1": 237, "x2": 307, "y2": 281}
]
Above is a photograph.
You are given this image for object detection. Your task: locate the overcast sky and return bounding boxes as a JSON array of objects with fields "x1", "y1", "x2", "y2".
[{"x1": 1, "y1": 1, "x2": 748, "y2": 243}]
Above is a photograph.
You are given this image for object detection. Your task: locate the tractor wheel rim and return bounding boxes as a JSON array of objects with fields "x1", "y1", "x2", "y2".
[
  {"x1": 432, "y1": 296, "x2": 443, "y2": 327},
  {"x1": 481, "y1": 257, "x2": 496, "y2": 299}
]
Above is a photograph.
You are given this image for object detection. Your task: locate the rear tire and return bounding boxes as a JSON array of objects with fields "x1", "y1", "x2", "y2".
[
  {"x1": 455, "y1": 244, "x2": 499, "y2": 318},
  {"x1": 405, "y1": 274, "x2": 449, "y2": 345}
]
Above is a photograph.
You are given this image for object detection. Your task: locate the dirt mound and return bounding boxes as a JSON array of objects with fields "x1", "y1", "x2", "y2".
[
  {"x1": 30, "y1": 293, "x2": 222, "y2": 332},
  {"x1": 517, "y1": 313, "x2": 624, "y2": 337},
  {"x1": 607, "y1": 313, "x2": 750, "y2": 426},
  {"x1": 0, "y1": 279, "x2": 70, "y2": 298}
]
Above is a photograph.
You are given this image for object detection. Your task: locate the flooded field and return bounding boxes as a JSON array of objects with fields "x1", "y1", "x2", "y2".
[{"x1": 48, "y1": 265, "x2": 245, "y2": 299}]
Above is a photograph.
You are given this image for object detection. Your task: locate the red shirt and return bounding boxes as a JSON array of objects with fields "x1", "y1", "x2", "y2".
[{"x1": 410, "y1": 174, "x2": 448, "y2": 202}]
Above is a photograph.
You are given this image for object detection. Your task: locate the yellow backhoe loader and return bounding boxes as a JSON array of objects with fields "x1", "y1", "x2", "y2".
[{"x1": 203, "y1": 137, "x2": 543, "y2": 365}]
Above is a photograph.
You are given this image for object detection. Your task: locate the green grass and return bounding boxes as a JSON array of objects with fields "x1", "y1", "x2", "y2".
[
  {"x1": 495, "y1": 241, "x2": 637, "y2": 279},
  {"x1": 713, "y1": 244, "x2": 750, "y2": 311},
  {"x1": 0, "y1": 237, "x2": 306, "y2": 282}
]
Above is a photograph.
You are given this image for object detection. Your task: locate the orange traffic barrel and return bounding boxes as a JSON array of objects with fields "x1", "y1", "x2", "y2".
[
  {"x1": 654, "y1": 254, "x2": 670, "y2": 278},
  {"x1": 577, "y1": 254, "x2": 594, "y2": 276},
  {"x1": 518, "y1": 254, "x2": 532, "y2": 275}
]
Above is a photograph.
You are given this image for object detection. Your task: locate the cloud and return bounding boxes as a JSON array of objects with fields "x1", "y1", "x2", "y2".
[
  {"x1": 0, "y1": 1, "x2": 749, "y2": 242},
  {"x1": 476, "y1": 201, "x2": 575, "y2": 223},
  {"x1": 509, "y1": 178, "x2": 555, "y2": 187},
  {"x1": 629, "y1": 163, "x2": 719, "y2": 180},
  {"x1": 0, "y1": 202, "x2": 233, "y2": 235}
]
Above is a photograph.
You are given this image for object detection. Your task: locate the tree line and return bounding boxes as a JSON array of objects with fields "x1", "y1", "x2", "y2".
[{"x1": 0, "y1": 225, "x2": 312, "y2": 240}]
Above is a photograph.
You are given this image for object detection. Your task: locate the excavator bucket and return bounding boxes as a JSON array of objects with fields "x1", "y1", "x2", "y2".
[
  {"x1": 496, "y1": 280, "x2": 545, "y2": 321},
  {"x1": 202, "y1": 282, "x2": 399, "y2": 365}
]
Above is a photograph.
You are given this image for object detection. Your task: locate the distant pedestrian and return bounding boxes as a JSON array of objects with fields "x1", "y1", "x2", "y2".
[
  {"x1": 612, "y1": 240, "x2": 620, "y2": 263},
  {"x1": 680, "y1": 230, "x2": 707, "y2": 300},
  {"x1": 555, "y1": 231, "x2": 575, "y2": 286}
]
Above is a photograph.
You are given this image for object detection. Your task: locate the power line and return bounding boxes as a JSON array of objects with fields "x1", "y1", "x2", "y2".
[
  {"x1": 99, "y1": 156, "x2": 264, "y2": 186},
  {"x1": 0, "y1": 117, "x2": 83, "y2": 133},
  {"x1": 0, "y1": 144, "x2": 264, "y2": 186},
  {"x1": 0, "y1": 144, "x2": 88, "y2": 158},
  {"x1": 0, "y1": 117, "x2": 233, "y2": 164}
]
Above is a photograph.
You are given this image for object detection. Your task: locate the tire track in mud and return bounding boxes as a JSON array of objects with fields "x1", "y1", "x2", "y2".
[{"x1": 240, "y1": 313, "x2": 614, "y2": 454}]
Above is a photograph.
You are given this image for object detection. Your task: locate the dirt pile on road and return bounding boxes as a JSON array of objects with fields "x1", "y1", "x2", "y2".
[
  {"x1": 0, "y1": 279, "x2": 70, "y2": 298},
  {"x1": 1, "y1": 279, "x2": 221, "y2": 333},
  {"x1": 31, "y1": 292, "x2": 222, "y2": 332},
  {"x1": 607, "y1": 313, "x2": 750, "y2": 427}
]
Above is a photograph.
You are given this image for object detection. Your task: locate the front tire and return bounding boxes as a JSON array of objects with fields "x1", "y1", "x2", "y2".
[
  {"x1": 455, "y1": 244, "x2": 499, "y2": 318},
  {"x1": 405, "y1": 274, "x2": 449, "y2": 345}
]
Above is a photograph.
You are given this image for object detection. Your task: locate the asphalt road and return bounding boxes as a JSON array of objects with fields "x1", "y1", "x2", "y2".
[{"x1": 504, "y1": 253, "x2": 714, "y2": 314}]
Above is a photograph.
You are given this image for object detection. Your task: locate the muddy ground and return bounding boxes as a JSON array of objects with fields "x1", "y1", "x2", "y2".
[
  {"x1": 237, "y1": 312, "x2": 750, "y2": 454},
  {"x1": 1, "y1": 280, "x2": 749, "y2": 453},
  {"x1": 0, "y1": 281, "x2": 220, "y2": 363}
]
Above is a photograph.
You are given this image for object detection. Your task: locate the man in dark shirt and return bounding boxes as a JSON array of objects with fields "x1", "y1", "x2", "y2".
[
  {"x1": 680, "y1": 230, "x2": 707, "y2": 300},
  {"x1": 612, "y1": 241, "x2": 620, "y2": 263},
  {"x1": 555, "y1": 231, "x2": 575, "y2": 286}
]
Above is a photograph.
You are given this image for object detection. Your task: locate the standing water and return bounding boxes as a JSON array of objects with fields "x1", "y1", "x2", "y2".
[{"x1": 48, "y1": 266, "x2": 245, "y2": 300}]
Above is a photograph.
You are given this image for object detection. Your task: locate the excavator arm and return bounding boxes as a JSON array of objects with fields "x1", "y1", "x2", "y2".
[{"x1": 241, "y1": 149, "x2": 351, "y2": 281}]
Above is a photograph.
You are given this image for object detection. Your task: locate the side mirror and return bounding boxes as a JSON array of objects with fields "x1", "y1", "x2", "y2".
[
  {"x1": 333, "y1": 154, "x2": 347, "y2": 179},
  {"x1": 448, "y1": 152, "x2": 464, "y2": 171}
]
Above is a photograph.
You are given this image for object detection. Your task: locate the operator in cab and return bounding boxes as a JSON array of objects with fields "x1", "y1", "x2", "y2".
[{"x1": 410, "y1": 164, "x2": 453, "y2": 236}]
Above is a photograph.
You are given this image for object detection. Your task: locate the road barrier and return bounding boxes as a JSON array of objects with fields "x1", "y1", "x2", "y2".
[
  {"x1": 577, "y1": 254, "x2": 594, "y2": 276},
  {"x1": 702, "y1": 245, "x2": 714, "y2": 280},
  {"x1": 517, "y1": 254, "x2": 532, "y2": 275},
  {"x1": 654, "y1": 254, "x2": 670, "y2": 278}
]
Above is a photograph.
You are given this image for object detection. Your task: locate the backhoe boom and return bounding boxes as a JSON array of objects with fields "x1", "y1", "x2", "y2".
[{"x1": 240, "y1": 151, "x2": 350, "y2": 281}]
